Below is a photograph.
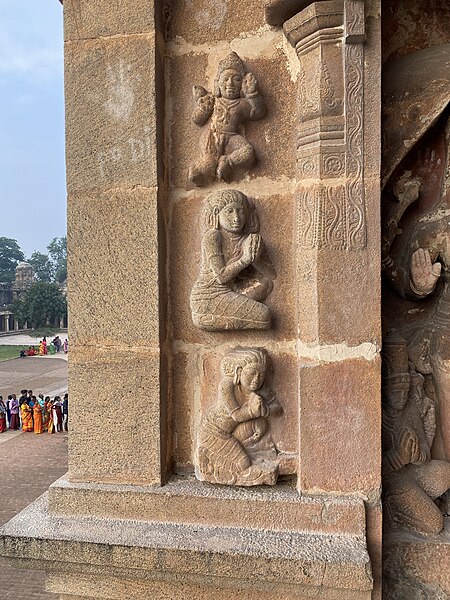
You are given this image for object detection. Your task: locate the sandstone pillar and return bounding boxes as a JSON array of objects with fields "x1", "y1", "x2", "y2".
[
  {"x1": 283, "y1": 0, "x2": 382, "y2": 593},
  {"x1": 64, "y1": 0, "x2": 167, "y2": 485}
]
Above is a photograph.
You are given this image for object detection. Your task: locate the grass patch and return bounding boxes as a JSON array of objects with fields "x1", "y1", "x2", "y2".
[{"x1": 0, "y1": 346, "x2": 28, "y2": 362}]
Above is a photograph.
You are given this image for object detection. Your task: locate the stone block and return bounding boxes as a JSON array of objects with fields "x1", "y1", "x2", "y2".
[
  {"x1": 0, "y1": 494, "x2": 373, "y2": 599},
  {"x1": 172, "y1": 350, "x2": 196, "y2": 470},
  {"x1": 68, "y1": 349, "x2": 162, "y2": 484},
  {"x1": 295, "y1": 181, "x2": 381, "y2": 348},
  {"x1": 65, "y1": 34, "x2": 159, "y2": 193},
  {"x1": 67, "y1": 188, "x2": 160, "y2": 347},
  {"x1": 168, "y1": 46, "x2": 297, "y2": 191},
  {"x1": 64, "y1": 0, "x2": 155, "y2": 40},
  {"x1": 168, "y1": 0, "x2": 267, "y2": 45},
  {"x1": 48, "y1": 475, "x2": 367, "y2": 536},
  {"x1": 298, "y1": 358, "x2": 381, "y2": 495},
  {"x1": 170, "y1": 192, "x2": 296, "y2": 345}
]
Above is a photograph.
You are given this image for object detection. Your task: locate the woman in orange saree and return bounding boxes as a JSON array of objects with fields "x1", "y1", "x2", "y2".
[
  {"x1": 33, "y1": 401, "x2": 43, "y2": 434},
  {"x1": 21, "y1": 402, "x2": 33, "y2": 432}
]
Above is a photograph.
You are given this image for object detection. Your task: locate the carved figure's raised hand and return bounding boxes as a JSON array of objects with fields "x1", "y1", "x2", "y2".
[
  {"x1": 241, "y1": 233, "x2": 262, "y2": 265},
  {"x1": 242, "y1": 72, "x2": 258, "y2": 97},
  {"x1": 198, "y1": 94, "x2": 214, "y2": 113},
  {"x1": 247, "y1": 393, "x2": 263, "y2": 418},
  {"x1": 410, "y1": 248, "x2": 442, "y2": 296},
  {"x1": 397, "y1": 427, "x2": 421, "y2": 465}
]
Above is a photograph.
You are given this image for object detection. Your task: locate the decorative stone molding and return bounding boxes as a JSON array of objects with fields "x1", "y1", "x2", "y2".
[{"x1": 285, "y1": 0, "x2": 367, "y2": 250}]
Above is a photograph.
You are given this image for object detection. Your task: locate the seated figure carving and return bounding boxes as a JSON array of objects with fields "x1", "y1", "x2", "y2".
[
  {"x1": 190, "y1": 189, "x2": 276, "y2": 331},
  {"x1": 382, "y1": 331, "x2": 450, "y2": 536},
  {"x1": 196, "y1": 347, "x2": 283, "y2": 487},
  {"x1": 188, "y1": 51, "x2": 266, "y2": 186}
]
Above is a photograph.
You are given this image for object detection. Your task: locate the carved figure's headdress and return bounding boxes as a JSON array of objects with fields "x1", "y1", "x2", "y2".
[
  {"x1": 382, "y1": 330, "x2": 410, "y2": 388},
  {"x1": 214, "y1": 52, "x2": 246, "y2": 97},
  {"x1": 204, "y1": 189, "x2": 259, "y2": 233},
  {"x1": 221, "y1": 347, "x2": 268, "y2": 379},
  {"x1": 218, "y1": 52, "x2": 246, "y2": 77}
]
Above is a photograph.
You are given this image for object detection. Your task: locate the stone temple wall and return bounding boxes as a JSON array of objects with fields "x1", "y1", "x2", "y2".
[{"x1": 1, "y1": 1, "x2": 449, "y2": 599}]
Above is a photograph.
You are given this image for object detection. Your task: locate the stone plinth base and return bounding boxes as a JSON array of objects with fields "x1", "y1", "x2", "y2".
[
  {"x1": 383, "y1": 518, "x2": 450, "y2": 599},
  {"x1": 0, "y1": 476, "x2": 374, "y2": 600}
]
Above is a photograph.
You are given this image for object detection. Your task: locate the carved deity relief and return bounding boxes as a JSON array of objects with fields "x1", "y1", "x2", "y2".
[
  {"x1": 382, "y1": 332, "x2": 450, "y2": 535},
  {"x1": 190, "y1": 189, "x2": 276, "y2": 331},
  {"x1": 188, "y1": 52, "x2": 266, "y2": 186},
  {"x1": 195, "y1": 347, "x2": 283, "y2": 486},
  {"x1": 381, "y1": 45, "x2": 450, "y2": 527}
]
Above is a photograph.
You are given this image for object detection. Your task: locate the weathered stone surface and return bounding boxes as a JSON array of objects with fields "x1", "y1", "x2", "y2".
[
  {"x1": 383, "y1": 522, "x2": 450, "y2": 599},
  {"x1": 168, "y1": 0, "x2": 267, "y2": 45},
  {"x1": 64, "y1": 0, "x2": 155, "y2": 40},
  {"x1": 0, "y1": 494, "x2": 373, "y2": 599},
  {"x1": 68, "y1": 349, "x2": 162, "y2": 484},
  {"x1": 48, "y1": 475, "x2": 367, "y2": 536},
  {"x1": 68, "y1": 189, "x2": 160, "y2": 346},
  {"x1": 65, "y1": 34, "x2": 158, "y2": 193},
  {"x1": 298, "y1": 358, "x2": 381, "y2": 494},
  {"x1": 264, "y1": 0, "x2": 313, "y2": 27},
  {"x1": 382, "y1": 0, "x2": 450, "y2": 64}
]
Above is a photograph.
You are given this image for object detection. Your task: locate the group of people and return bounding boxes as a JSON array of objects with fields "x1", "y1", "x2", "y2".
[
  {"x1": 19, "y1": 335, "x2": 68, "y2": 358},
  {"x1": 0, "y1": 390, "x2": 68, "y2": 435}
]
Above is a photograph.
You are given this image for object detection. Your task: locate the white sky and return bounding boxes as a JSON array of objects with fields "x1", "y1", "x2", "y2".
[{"x1": 0, "y1": 0, "x2": 66, "y2": 259}]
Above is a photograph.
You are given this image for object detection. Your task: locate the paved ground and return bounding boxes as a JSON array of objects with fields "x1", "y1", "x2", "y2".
[
  {"x1": 0, "y1": 356, "x2": 68, "y2": 399},
  {"x1": 0, "y1": 432, "x2": 68, "y2": 599},
  {"x1": 0, "y1": 350, "x2": 68, "y2": 599},
  {"x1": 0, "y1": 331, "x2": 67, "y2": 347}
]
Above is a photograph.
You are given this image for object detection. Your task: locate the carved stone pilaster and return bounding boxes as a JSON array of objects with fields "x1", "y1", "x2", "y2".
[{"x1": 285, "y1": 0, "x2": 366, "y2": 250}]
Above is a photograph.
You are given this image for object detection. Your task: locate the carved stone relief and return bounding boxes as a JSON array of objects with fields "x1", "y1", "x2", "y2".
[
  {"x1": 190, "y1": 189, "x2": 276, "y2": 331},
  {"x1": 284, "y1": 0, "x2": 367, "y2": 250},
  {"x1": 195, "y1": 347, "x2": 283, "y2": 486},
  {"x1": 382, "y1": 332, "x2": 450, "y2": 535},
  {"x1": 188, "y1": 52, "x2": 266, "y2": 187},
  {"x1": 381, "y1": 43, "x2": 450, "y2": 533}
]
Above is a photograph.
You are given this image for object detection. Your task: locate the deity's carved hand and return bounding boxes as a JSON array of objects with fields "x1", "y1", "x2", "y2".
[
  {"x1": 242, "y1": 73, "x2": 258, "y2": 97},
  {"x1": 410, "y1": 248, "x2": 442, "y2": 296},
  {"x1": 396, "y1": 427, "x2": 421, "y2": 465},
  {"x1": 198, "y1": 94, "x2": 214, "y2": 112}
]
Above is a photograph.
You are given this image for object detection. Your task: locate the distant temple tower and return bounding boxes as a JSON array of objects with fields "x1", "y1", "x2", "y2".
[{"x1": 11, "y1": 261, "x2": 34, "y2": 300}]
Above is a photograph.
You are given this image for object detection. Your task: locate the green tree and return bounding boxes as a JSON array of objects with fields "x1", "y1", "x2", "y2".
[
  {"x1": 20, "y1": 282, "x2": 67, "y2": 328},
  {"x1": 9, "y1": 297, "x2": 26, "y2": 328},
  {"x1": 0, "y1": 237, "x2": 25, "y2": 282},
  {"x1": 29, "y1": 251, "x2": 54, "y2": 282},
  {"x1": 47, "y1": 236, "x2": 67, "y2": 282}
]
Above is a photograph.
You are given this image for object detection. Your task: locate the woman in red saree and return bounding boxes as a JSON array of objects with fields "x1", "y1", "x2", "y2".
[
  {"x1": 0, "y1": 398, "x2": 7, "y2": 433},
  {"x1": 33, "y1": 401, "x2": 43, "y2": 434},
  {"x1": 21, "y1": 402, "x2": 33, "y2": 432}
]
